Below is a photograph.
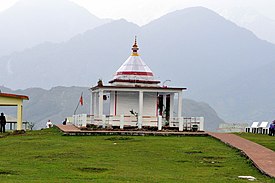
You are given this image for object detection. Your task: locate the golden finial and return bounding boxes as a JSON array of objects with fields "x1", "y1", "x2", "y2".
[
  {"x1": 134, "y1": 36, "x2": 137, "y2": 46},
  {"x1": 131, "y1": 36, "x2": 139, "y2": 56}
]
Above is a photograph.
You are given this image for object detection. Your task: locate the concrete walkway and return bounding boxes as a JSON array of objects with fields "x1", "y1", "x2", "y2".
[
  {"x1": 208, "y1": 132, "x2": 275, "y2": 178},
  {"x1": 56, "y1": 124, "x2": 81, "y2": 132}
]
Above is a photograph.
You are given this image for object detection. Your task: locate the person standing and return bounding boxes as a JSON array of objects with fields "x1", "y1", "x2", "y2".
[
  {"x1": 62, "y1": 118, "x2": 67, "y2": 125},
  {"x1": 0, "y1": 113, "x2": 7, "y2": 133},
  {"x1": 46, "y1": 120, "x2": 53, "y2": 128},
  {"x1": 272, "y1": 121, "x2": 275, "y2": 136},
  {"x1": 269, "y1": 120, "x2": 275, "y2": 136}
]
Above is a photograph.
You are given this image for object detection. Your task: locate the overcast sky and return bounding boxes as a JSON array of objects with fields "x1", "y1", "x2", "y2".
[{"x1": 0, "y1": 0, "x2": 275, "y2": 25}]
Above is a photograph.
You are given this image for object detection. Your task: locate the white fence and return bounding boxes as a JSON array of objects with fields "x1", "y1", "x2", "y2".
[
  {"x1": 170, "y1": 117, "x2": 204, "y2": 131},
  {"x1": 72, "y1": 114, "x2": 204, "y2": 131},
  {"x1": 73, "y1": 114, "x2": 87, "y2": 127}
]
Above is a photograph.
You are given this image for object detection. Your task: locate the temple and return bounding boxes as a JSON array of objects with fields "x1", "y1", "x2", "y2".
[{"x1": 87, "y1": 38, "x2": 204, "y2": 131}]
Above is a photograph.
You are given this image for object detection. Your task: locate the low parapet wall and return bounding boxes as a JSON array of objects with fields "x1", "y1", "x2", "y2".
[{"x1": 71, "y1": 114, "x2": 204, "y2": 132}]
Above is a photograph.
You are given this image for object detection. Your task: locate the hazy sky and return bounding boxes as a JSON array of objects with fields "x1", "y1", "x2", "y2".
[{"x1": 0, "y1": 0, "x2": 275, "y2": 25}]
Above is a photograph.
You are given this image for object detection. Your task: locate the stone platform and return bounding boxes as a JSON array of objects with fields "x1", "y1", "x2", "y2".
[{"x1": 56, "y1": 124, "x2": 208, "y2": 136}]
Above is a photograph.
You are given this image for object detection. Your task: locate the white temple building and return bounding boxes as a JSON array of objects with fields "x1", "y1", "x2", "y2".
[{"x1": 86, "y1": 38, "x2": 204, "y2": 131}]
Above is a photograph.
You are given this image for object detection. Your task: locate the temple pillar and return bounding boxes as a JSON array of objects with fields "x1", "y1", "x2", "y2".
[
  {"x1": 98, "y1": 90, "x2": 104, "y2": 117},
  {"x1": 90, "y1": 93, "x2": 94, "y2": 115},
  {"x1": 178, "y1": 92, "x2": 182, "y2": 118},
  {"x1": 93, "y1": 92, "x2": 97, "y2": 116},
  {"x1": 169, "y1": 93, "x2": 174, "y2": 122},
  {"x1": 138, "y1": 91, "x2": 143, "y2": 129}
]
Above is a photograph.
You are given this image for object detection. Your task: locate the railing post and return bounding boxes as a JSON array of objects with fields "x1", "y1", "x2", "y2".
[
  {"x1": 138, "y1": 115, "x2": 142, "y2": 129},
  {"x1": 158, "y1": 116, "x2": 162, "y2": 131},
  {"x1": 179, "y1": 117, "x2": 183, "y2": 132},
  {"x1": 102, "y1": 115, "x2": 106, "y2": 128},
  {"x1": 120, "y1": 115, "x2": 124, "y2": 130}
]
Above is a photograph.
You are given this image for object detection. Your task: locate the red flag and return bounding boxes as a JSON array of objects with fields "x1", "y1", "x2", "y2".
[{"x1": 79, "y1": 95, "x2": 83, "y2": 106}]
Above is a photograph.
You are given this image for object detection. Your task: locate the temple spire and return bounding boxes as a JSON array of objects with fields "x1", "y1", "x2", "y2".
[{"x1": 131, "y1": 36, "x2": 139, "y2": 56}]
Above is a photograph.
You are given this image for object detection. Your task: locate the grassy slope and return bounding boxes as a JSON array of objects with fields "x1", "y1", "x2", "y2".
[
  {"x1": 236, "y1": 133, "x2": 275, "y2": 151},
  {"x1": 0, "y1": 128, "x2": 273, "y2": 183}
]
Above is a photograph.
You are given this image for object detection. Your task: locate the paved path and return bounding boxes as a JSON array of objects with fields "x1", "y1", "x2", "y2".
[
  {"x1": 208, "y1": 132, "x2": 275, "y2": 178},
  {"x1": 56, "y1": 124, "x2": 81, "y2": 132}
]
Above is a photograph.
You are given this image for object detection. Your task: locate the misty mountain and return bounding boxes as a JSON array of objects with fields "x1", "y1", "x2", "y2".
[
  {"x1": 2, "y1": 7, "x2": 275, "y2": 91},
  {"x1": 0, "y1": 86, "x2": 223, "y2": 131},
  {"x1": 221, "y1": 7, "x2": 275, "y2": 44},
  {"x1": 1, "y1": 7, "x2": 275, "y2": 123},
  {"x1": 0, "y1": 0, "x2": 110, "y2": 57},
  {"x1": 204, "y1": 60, "x2": 275, "y2": 123},
  {"x1": 0, "y1": 19, "x2": 140, "y2": 89},
  {"x1": 139, "y1": 7, "x2": 275, "y2": 95}
]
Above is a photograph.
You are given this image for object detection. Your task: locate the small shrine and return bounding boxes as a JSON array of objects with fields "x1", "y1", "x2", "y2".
[
  {"x1": 0, "y1": 92, "x2": 29, "y2": 130},
  {"x1": 88, "y1": 38, "x2": 204, "y2": 131}
]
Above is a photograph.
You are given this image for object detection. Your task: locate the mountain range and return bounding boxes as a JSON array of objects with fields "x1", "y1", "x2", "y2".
[
  {"x1": 221, "y1": 7, "x2": 275, "y2": 44},
  {"x1": 1, "y1": 2, "x2": 275, "y2": 124},
  {"x1": 0, "y1": 0, "x2": 110, "y2": 57}
]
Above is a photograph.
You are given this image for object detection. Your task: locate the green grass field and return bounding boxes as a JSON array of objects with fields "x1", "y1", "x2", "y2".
[
  {"x1": 0, "y1": 128, "x2": 274, "y2": 183},
  {"x1": 236, "y1": 132, "x2": 275, "y2": 151}
]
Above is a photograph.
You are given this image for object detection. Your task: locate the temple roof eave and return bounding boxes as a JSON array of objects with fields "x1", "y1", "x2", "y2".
[{"x1": 90, "y1": 85, "x2": 187, "y2": 92}]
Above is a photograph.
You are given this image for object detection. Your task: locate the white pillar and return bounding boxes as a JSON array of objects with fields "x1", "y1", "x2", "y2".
[
  {"x1": 17, "y1": 104, "x2": 23, "y2": 130},
  {"x1": 90, "y1": 92, "x2": 94, "y2": 115},
  {"x1": 169, "y1": 93, "x2": 174, "y2": 122},
  {"x1": 120, "y1": 115, "x2": 124, "y2": 130},
  {"x1": 158, "y1": 116, "x2": 162, "y2": 131},
  {"x1": 93, "y1": 92, "x2": 97, "y2": 116},
  {"x1": 177, "y1": 91, "x2": 182, "y2": 118},
  {"x1": 90, "y1": 92, "x2": 95, "y2": 123},
  {"x1": 98, "y1": 90, "x2": 104, "y2": 117},
  {"x1": 138, "y1": 91, "x2": 143, "y2": 129},
  {"x1": 199, "y1": 117, "x2": 204, "y2": 131}
]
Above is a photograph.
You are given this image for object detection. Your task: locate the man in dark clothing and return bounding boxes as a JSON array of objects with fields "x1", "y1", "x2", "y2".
[
  {"x1": 0, "y1": 113, "x2": 6, "y2": 133},
  {"x1": 269, "y1": 120, "x2": 275, "y2": 136},
  {"x1": 62, "y1": 118, "x2": 67, "y2": 125}
]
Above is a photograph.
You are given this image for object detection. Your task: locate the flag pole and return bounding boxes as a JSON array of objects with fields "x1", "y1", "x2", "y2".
[{"x1": 74, "y1": 92, "x2": 83, "y2": 115}]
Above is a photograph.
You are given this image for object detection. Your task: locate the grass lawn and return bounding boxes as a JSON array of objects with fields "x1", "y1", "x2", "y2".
[
  {"x1": 0, "y1": 128, "x2": 274, "y2": 183},
  {"x1": 236, "y1": 132, "x2": 275, "y2": 151}
]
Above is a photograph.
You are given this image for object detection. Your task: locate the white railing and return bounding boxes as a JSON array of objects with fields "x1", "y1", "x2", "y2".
[
  {"x1": 170, "y1": 117, "x2": 204, "y2": 131},
  {"x1": 73, "y1": 114, "x2": 87, "y2": 127},
  {"x1": 73, "y1": 114, "x2": 204, "y2": 131},
  {"x1": 90, "y1": 115, "x2": 157, "y2": 127}
]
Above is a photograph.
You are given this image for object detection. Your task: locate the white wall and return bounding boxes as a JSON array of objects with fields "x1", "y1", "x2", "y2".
[
  {"x1": 143, "y1": 92, "x2": 157, "y2": 116},
  {"x1": 117, "y1": 91, "x2": 139, "y2": 116},
  {"x1": 111, "y1": 91, "x2": 157, "y2": 116}
]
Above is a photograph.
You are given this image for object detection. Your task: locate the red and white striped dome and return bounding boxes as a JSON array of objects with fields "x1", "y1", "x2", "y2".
[{"x1": 109, "y1": 38, "x2": 160, "y2": 87}]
